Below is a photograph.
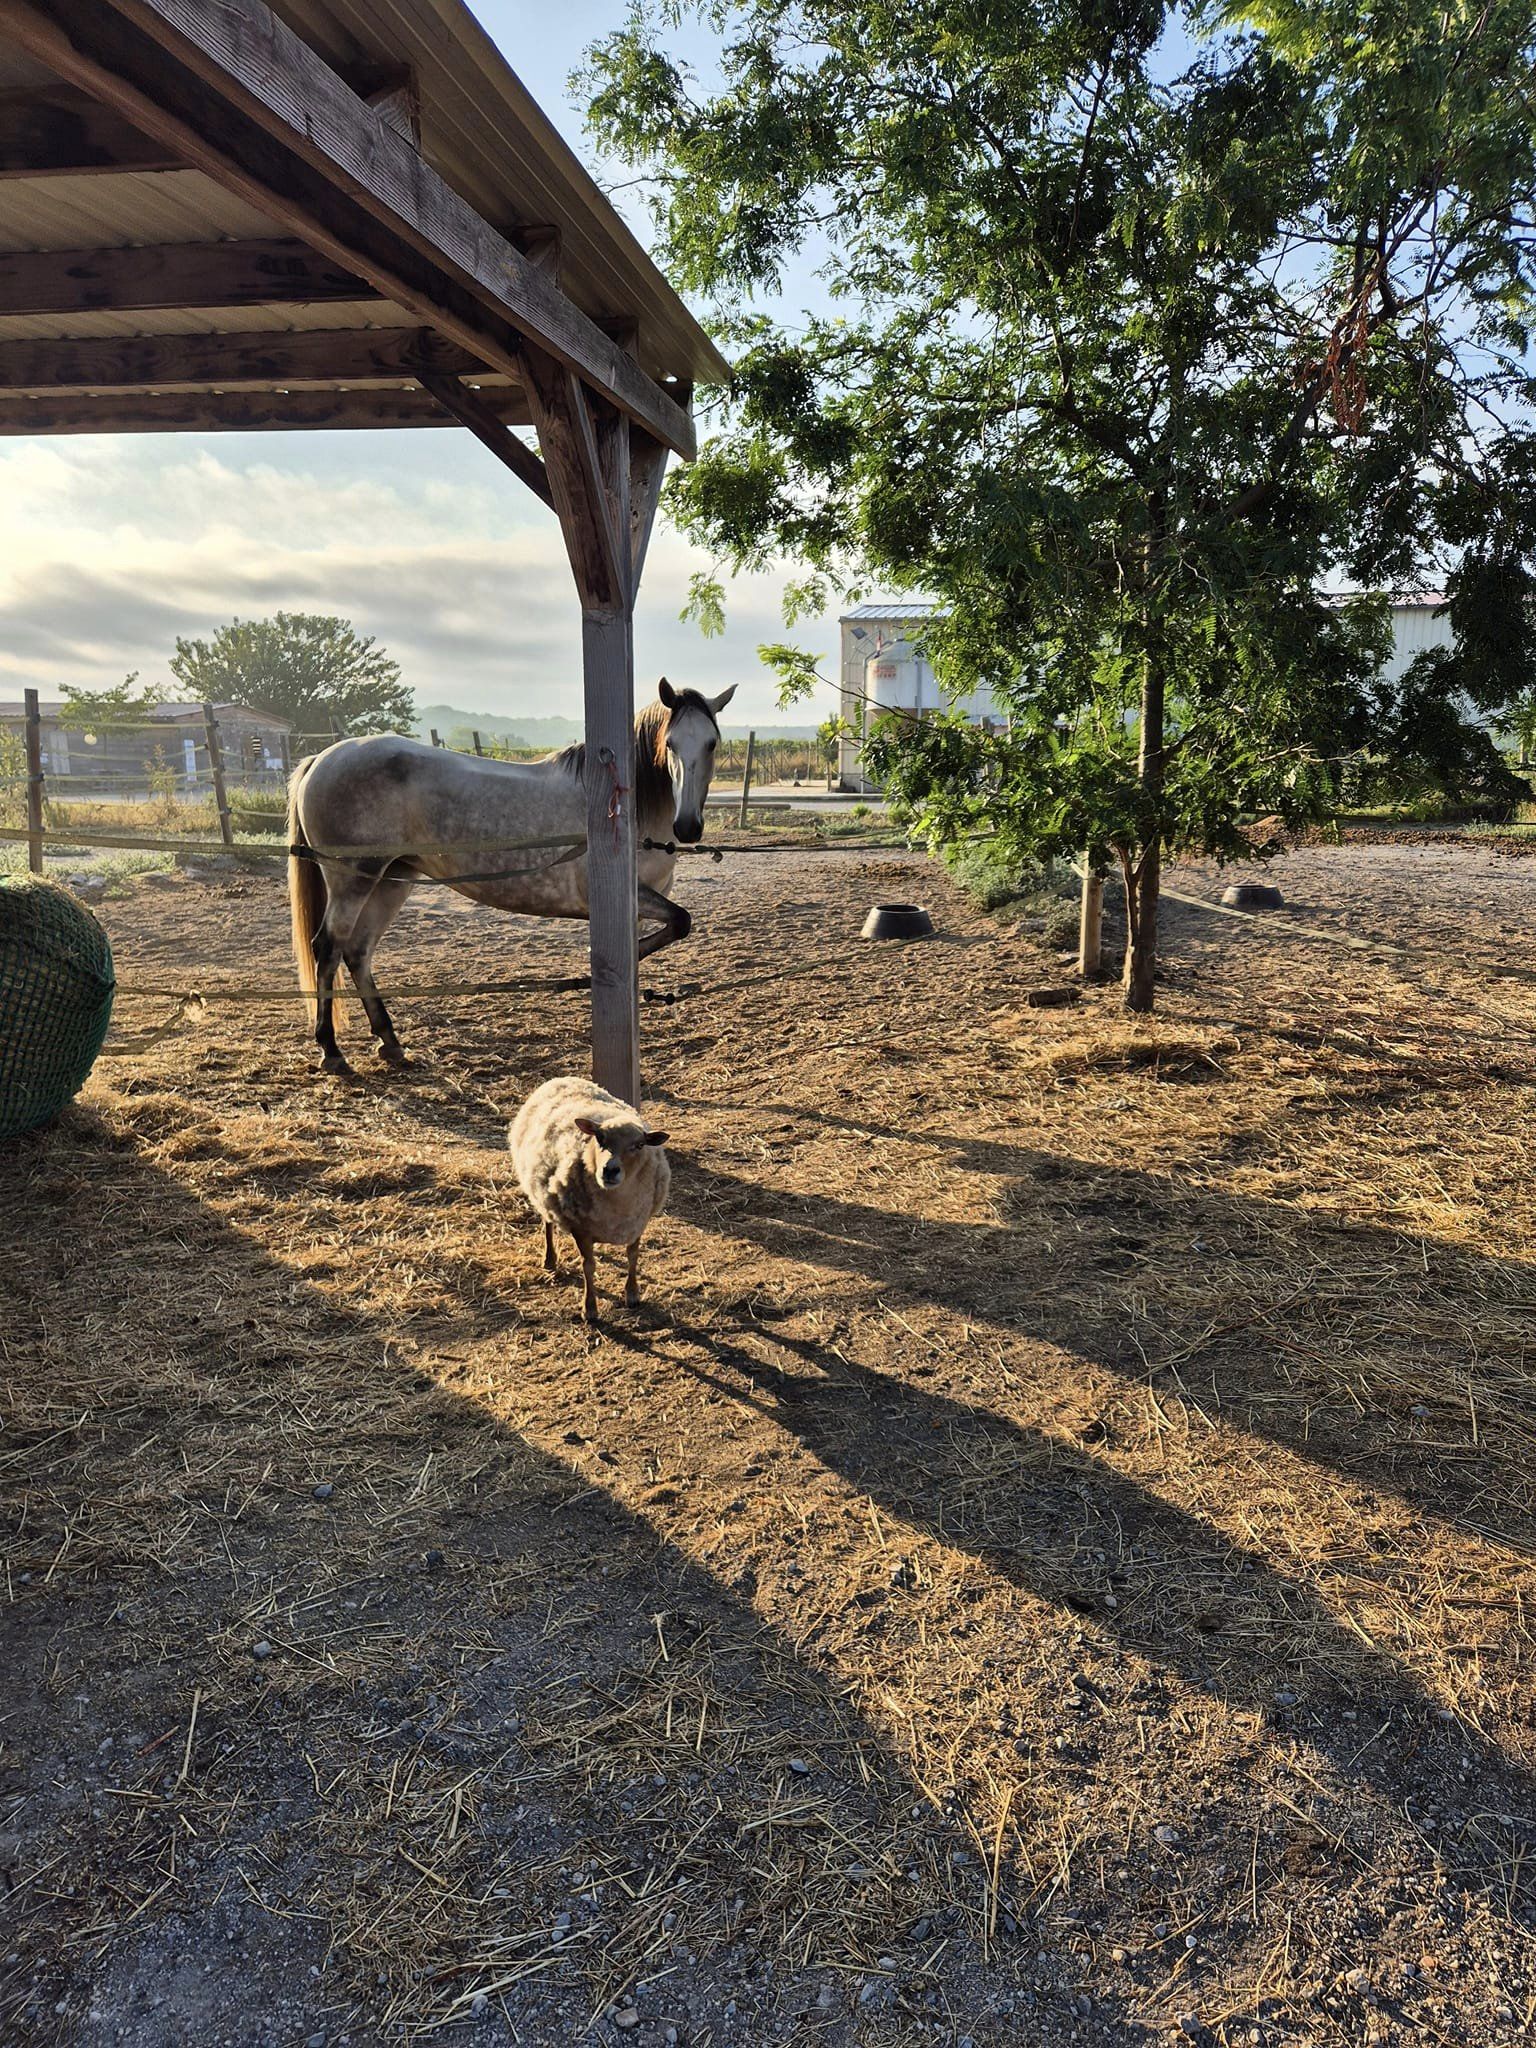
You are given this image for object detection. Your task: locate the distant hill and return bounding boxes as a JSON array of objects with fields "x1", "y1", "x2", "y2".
[
  {"x1": 415, "y1": 705, "x2": 582, "y2": 749},
  {"x1": 415, "y1": 702, "x2": 817, "y2": 747}
]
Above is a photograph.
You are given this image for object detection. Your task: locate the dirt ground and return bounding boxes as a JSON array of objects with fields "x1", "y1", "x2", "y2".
[{"x1": 3, "y1": 837, "x2": 1534, "y2": 2048}]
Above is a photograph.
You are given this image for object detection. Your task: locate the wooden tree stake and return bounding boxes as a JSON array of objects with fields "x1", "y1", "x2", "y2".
[
  {"x1": 1079, "y1": 864, "x2": 1104, "y2": 978},
  {"x1": 738, "y1": 729, "x2": 757, "y2": 827}
]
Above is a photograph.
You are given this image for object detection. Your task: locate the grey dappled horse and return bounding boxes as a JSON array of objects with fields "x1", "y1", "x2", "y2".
[{"x1": 288, "y1": 680, "x2": 735, "y2": 1073}]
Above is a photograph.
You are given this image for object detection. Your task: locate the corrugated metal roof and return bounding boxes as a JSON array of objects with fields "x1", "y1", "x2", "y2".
[
  {"x1": 841, "y1": 602, "x2": 944, "y2": 623},
  {"x1": 0, "y1": 1, "x2": 727, "y2": 387}
]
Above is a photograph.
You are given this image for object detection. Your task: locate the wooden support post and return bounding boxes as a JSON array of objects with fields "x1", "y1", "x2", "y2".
[
  {"x1": 472, "y1": 730, "x2": 484, "y2": 756},
  {"x1": 278, "y1": 730, "x2": 291, "y2": 777},
  {"x1": 23, "y1": 686, "x2": 43, "y2": 874},
  {"x1": 738, "y1": 729, "x2": 757, "y2": 828},
  {"x1": 429, "y1": 728, "x2": 443, "y2": 748},
  {"x1": 1079, "y1": 863, "x2": 1104, "y2": 978},
  {"x1": 523, "y1": 346, "x2": 662, "y2": 1110},
  {"x1": 582, "y1": 602, "x2": 640, "y2": 1107},
  {"x1": 203, "y1": 704, "x2": 233, "y2": 846}
]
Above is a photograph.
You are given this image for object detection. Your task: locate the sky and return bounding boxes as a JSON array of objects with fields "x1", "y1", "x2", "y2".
[{"x1": 0, "y1": 3, "x2": 845, "y2": 725}]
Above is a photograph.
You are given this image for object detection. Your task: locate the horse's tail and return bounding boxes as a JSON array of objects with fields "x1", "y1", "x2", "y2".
[{"x1": 288, "y1": 759, "x2": 325, "y2": 1017}]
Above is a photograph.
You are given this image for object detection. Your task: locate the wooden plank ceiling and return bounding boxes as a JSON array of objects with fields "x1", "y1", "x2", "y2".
[{"x1": 0, "y1": 0, "x2": 724, "y2": 454}]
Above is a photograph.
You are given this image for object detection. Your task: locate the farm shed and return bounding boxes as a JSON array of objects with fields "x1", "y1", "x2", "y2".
[
  {"x1": 0, "y1": 0, "x2": 727, "y2": 1102},
  {"x1": 147, "y1": 699, "x2": 291, "y2": 776},
  {"x1": 837, "y1": 602, "x2": 998, "y2": 792},
  {"x1": 0, "y1": 695, "x2": 289, "y2": 786}
]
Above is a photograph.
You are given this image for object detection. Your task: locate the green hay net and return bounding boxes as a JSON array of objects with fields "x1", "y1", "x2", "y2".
[{"x1": 0, "y1": 877, "x2": 116, "y2": 1141}]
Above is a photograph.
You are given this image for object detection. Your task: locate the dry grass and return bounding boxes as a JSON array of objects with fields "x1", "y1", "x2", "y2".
[{"x1": 3, "y1": 839, "x2": 1535, "y2": 2046}]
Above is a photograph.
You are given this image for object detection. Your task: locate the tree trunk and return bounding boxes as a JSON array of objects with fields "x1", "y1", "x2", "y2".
[
  {"x1": 1123, "y1": 642, "x2": 1165, "y2": 1013},
  {"x1": 1123, "y1": 841, "x2": 1160, "y2": 1011}
]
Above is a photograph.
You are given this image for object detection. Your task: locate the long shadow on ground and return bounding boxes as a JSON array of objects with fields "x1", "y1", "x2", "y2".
[{"x1": 0, "y1": 1114, "x2": 1132, "y2": 2048}]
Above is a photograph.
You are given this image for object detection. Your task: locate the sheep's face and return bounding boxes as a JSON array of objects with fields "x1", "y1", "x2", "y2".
[{"x1": 575, "y1": 1117, "x2": 669, "y2": 1190}]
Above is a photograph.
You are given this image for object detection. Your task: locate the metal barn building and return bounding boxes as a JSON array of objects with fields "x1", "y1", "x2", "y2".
[
  {"x1": 836, "y1": 603, "x2": 997, "y2": 792},
  {"x1": 836, "y1": 593, "x2": 1458, "y2": 793}
]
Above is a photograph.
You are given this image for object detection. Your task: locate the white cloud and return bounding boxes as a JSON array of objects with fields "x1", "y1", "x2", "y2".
[{"x1": 0, "y1": 436, "x2": 841, "y2": 725}]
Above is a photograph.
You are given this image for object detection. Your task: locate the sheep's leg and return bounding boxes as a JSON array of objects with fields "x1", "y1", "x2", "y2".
[
  {"x1": 575, "y1": 1235, "x2": 599, "y2": 1323},
  {"x1": 625, "y1": 1237, "x2": 642, "y2": 1310},
  {"x1": 543, "y1": 1222, "x2": 558, "y2": 1274},
  {"x1": 637, "y1": 883, "x2": 691, "y2": 961}
]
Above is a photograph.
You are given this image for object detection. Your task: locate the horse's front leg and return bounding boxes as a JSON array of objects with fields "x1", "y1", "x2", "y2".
[{"x1": 637, "y1": 883, "x2": 691, "y2": 960}]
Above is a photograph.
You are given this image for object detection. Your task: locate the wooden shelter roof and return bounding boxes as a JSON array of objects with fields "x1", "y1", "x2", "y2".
[
  {"x1": 0, "y1": 0, "x2": 726, "y2": 440},
  {"x1": 0, "y1": 0, "x2": 707, "y2": 1106}
]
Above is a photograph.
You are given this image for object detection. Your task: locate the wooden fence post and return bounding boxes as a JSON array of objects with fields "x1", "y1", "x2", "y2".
[
  {"x1": 278, "y1": 730, "x2": 292, "y2": 778},
  {"x1": 430, "y1": 728, "x2": 443, "y2": 748},
  {"x1": 23, "y1": 686, "x2": 44, "y2": 874},
  {"x1": 738, "y1": 728, "x2": 756, "y2": 828},
  {"x1": 472, "y1": 730, "x2": 484, "y2": 756},
  {"x1": 203, "y1": 704, "x2": 234, "y2": 847},
  {"x1": 1079, "y1": 863, "x2": 1104, "y2": 978}
]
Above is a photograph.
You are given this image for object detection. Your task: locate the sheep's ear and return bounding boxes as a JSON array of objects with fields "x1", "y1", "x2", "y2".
[
  {"x1": 643, "y1": 1130, "x2": 669, "y2": 1147},
  {"x1": 708, "y1": 684, "x2": 737, "y2": 713},
  {"x1": 658, "y1": 678, "x2": 678, "y2": 708},
  {"x1": 575, "y1": 1116, "x2": 601, "y2": 1137}
]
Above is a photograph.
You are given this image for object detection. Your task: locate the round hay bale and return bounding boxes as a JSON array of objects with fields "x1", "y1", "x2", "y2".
[{"x1": 0, "y1": 876, "x2": 116, "y2": 1140}]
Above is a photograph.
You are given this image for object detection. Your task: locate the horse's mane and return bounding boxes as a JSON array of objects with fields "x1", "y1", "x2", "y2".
[{"x1": 554, "y1": 689, "x2": 719, "y2": 823}]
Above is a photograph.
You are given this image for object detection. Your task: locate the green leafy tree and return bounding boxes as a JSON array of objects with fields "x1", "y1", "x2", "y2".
[
  {"x1": 56, "y1": 672, "x2": 171, "y2": 730},
  {"x1": 587, "y1": 0, "x2": 1536, "y2": 1007},
  {"x1": 168, "y1": 613, "x2": 413, "y2": 738}
]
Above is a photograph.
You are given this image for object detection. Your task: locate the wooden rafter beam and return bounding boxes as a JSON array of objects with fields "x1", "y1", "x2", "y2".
[
  {"x1": 629, "y1": 427, "x2": 671, "y2": 586},
  {"x1": 0, "y1": 83, "x2": 180, "y2": 175},
  {"x1": 0, "y1": 237, "x2": 376, "y2": 316},
  {"x1": 0, "y1": 0, "x2": 697, "y2": 457},
  {"x1": 418, "y1": 372, "x2": 552, "y2": 509},
  {"x1": 0, "y1": 325, "x2": 491, "y2": 393},
  {"x1": 521, "y1": 345, "x2": 630, "y2": 612},
  {"x1": 0, "y1": 387, "x2": 529, "y2": 434}
]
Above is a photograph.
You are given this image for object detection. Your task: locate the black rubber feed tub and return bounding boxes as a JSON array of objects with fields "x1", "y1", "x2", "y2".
[
  {"x1": 861, "y1": 902, "x2": 934, "y2": 940},
  {"x1": 1222, "y1": 882, "x2": 1284, "y2": 911}
]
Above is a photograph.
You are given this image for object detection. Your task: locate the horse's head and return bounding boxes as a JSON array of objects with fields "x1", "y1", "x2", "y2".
[{"x1": 658, "y1": 678, "x2": 736, "y2": 842}]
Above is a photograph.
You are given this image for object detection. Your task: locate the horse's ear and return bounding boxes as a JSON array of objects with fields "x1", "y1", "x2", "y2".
[
  {"x1": 643, "y1": 1130, "x2": 669, "y2": 1147},
  {"x1": 575, "y1": 1116, "x2": 600, "y2": 1137},
  {"x1": 709, "y1": 684, "x2": 737, "y2": 713},
  {"x1": 658, "y1": 678, "x2": 678, "y2": 708}
]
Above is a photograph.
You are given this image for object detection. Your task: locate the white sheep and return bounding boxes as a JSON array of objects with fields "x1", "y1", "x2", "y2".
[{"x1": 508, "y1": 1076, "x2": 671, "y2": 1323}]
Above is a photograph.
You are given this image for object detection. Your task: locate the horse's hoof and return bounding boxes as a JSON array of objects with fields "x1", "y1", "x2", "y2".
[
  {"x1": 319, "y1": 1054, "x2": 354, "y2": 1078},
  {"x1": 624, "y1": 1287, "x2": 642, "y2": 1310},
  {"x1": 377, "y1": 1043, "x2": 411, "y2": 1069}
]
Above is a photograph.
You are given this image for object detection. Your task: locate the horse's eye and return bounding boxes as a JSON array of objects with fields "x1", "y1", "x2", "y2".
[{"x1": 707, "y1": 738, "x2": 716, "y2": 752}]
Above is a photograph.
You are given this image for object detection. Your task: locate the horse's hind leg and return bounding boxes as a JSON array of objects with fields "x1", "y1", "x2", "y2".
[
  {"x1": 311, "y1": 908, "x2": 350, "y2": 1075},
  {"x1": 310, "y1": 868, "x2": 398, "y2": 1074},
  {"x1": 342, "y1": 872, "x2": 416, "y2": 1067}
]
